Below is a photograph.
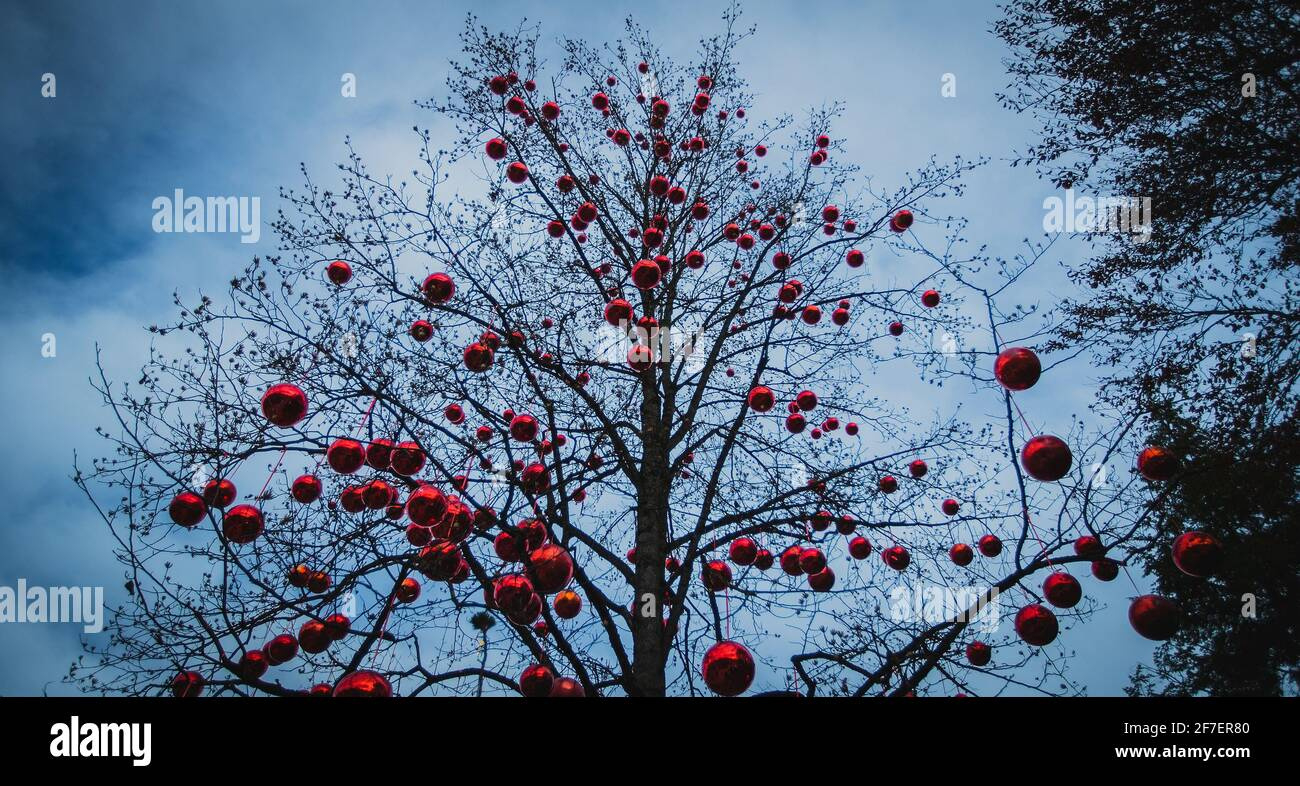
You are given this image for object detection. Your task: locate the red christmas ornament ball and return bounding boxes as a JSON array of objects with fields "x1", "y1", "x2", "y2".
[
  {"x1": 1020, "y1": 435, "x2": 1072, "y2": 482},
  {"x1": 1014, "y1": 603, "x2": 1059, "y2": 646},
  {"x1": 326, "y1": 260, "x2": 352, "y2": 285},
  {"x1": 978, "y1": 534, "x2": 1002, "y2": 557},
  {"x1": 994, "y1": 347, "x2": 1042, "y2": 391},
  {"x1": 1042, "y1": 571, "x2": 1083, "y2": 608},
  {"x1": 1137, "y1": 445, "x2": 1180, "y2": 481},
  {"x1": 222, "y1": 504, "x2": 264, "y2": 544},
  {"x1": 333, "y1": 670, "x2": 393, "y2": 697},
  {"x1": 553, "y1": 589, "x2": 582, "y2": 619},
  {"x1": 701, "y1": 641, "x2": 756, "y2": 696},
  {"x1": 849, "y1": 536, "x2": 872, "y2": 560},
  {"x1": 1171, "y1": 531, "x2": 1223, "y2": 577},
  {"x1": 261, "y1": 383, "x2": 308, "y2": 428},
  {"x1": 808, "y1": 566, "x2": 835, "y2": 591},
  {"x1": 882, "y1": 545, "x2": 910, "y2": 571},
  {"x1": 1128, "y1": 594, "x2": 1181, "y2": 640},
  {"x1": 171, "y1": 670, "x2": 204, "y2": 698},
  {"x1": 168, "y1": 491, "x2": 207, "y2": 527},
  {"x1": 747, "y1": 385, "x2": 776, "y2": 412},
  {"x1": 1091, "y1": 558, "x2": 1120, "y2": 581},
  {"x1": 327, "y1": 438, "x2": 366, "y2": 474},
  {"x1": 527, "y1": 544, "x2": 575, "y2": 594},
  {"x1": 966, "y1": 641, "x2": 992, "y2": 667},
  {"x1": 264, "y1": 634, "x2": 299, "y2": 666},
  {"x1": 519, "y1": 664, "x2": 555, "y2": 697},
  {"x1": 549, "y1": 677, "x2": 586, "y2": 697}
]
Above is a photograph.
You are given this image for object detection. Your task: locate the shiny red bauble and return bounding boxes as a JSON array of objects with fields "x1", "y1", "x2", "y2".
[
  {"x1": 1043, "y1": 572, "x2": 1082, "y2": 608},
  {"x1": 549, "y1": 677, "x2": 585, "y2": 697},
  {"x1": 326, "y1": 260, "x2": 352, "y2": 285},
  {"x1": 846, "y1": 249, "x2": 864, "y2": 268},
  {"x1": 1137, "y1": 445, "x2": 1180, "y2": 481},
  {"x1": 264, "y1": 633, "x2": 299, "y2": 665},
  {"x1": 287, "y1": 564, "x2": 310, "y2": 588},
  {"x1": 168, "y1": 491, "x2": 207, "y2": 527},
  {"x1": 202, "y1": 478, "x2": 236, "y2": 508},
  {"x1": 409, "y1": 319, "x2": 433, "y2": 341},
  {"x1": 1128, "y1": 595, "x2": 1181, "y2": 640},
  {"x1": 966, "y1": 641, "x2": 992, "y2": 667},
  {"x1": 1091, "y1": 558, "x2": 1119, "y2": 581},
  {"x1": 950, "y1": 543, "x2": 974, "y2": 566},
  {"x1": 238, "y1": 649, "x2": 268, "y2": 681},
  {"x1": 921, "y1": 289, "x2": 940, "y2": 308},
  {"x1": 362, "y1": 439, "x2": 392, "y2": 470},
  {"x1": 729, "y1": 537, "x2": 758, "y2": 565},
  {"x1": 307, "y1": 570, "x2": 331, "y2": 593},
  {"x1": 798, "y1": 547, "x2": 827, "y2": 574},
  {"x1": 485, "y1": 137, "x2": 507, "y2": 160},
  {"x1": 553, "y1": 589, "x2": 582, "y2": 619},
  {"x1": 882, "y1": 545, "x2": 910, "y2": 571},
  {"x1": 889, "y1": 209, "x2": 914, "y2": 232},
  {"x1": 1171, "y1": 531, "x2": 1223, "y2": 577},
  {"x1": 261, "y1": 383, "x2": 308, "y2": 428},
  {"x1": 527, "y1": 544, "x2": 574, "y2": 593},
  {"x1": 222, "y1": 504, "x2": 264, "y2": 544},
  {"x1": 406, "y1": 485, "x2": 448, "y2": 526},
  {"x1": 299, "y1": 620, "x2": 330, "y2": 654},
  {"x1": 396, "y1": 577, "x2": 421, "y2": 604},
  {"x1": 463, "y1": 342, "x2": 495, "y2": 372},
  {"x1": 747, "y1": 385, "x2": 775, "y2": 412},
  {"x1": 795, "y1": 390, "x2": 818, "y2": 411},
  {"x1": 604, "y1": 298, "x2": 633, "y2": 326},
  {"x1": 171, "y1": 670, "x2": 204, "y2": 698},
  {"x1": 942, "y1": 498, "x2": 961, "y2": 516},
  {"x1": 519, "y1": 664, "x2": 555, "y2": 697},
  {"x1": 327, "y1": 438, "x2": 366, "y2": 474},
  {"x1": 509, "y1": 414, "x2": 539, "y2": 442},
  {"x1": 978, "y1": 534, "x2": 1003, "y2": 557},
  {"x1": 849, "y1": 536, "x2": 872, "y2": 560},
  {"x1": 1020, "y1": 435, "x2": 1072, "y2": 481},
  {"x1": 291, "y1": 474, "x2": 322, "y2": 504},
  {"x1": 908, "y1": 459, "x2": 928, "y2": 478},
  {"x1": 1014, "y1": 603, "x2": 1059, "y2": 646},
  {"x1": 362, "y1": 480, "x2": 394, "y2": 509},
  {"x1": 888, "y1": 321, "x2": 904, "y2": 337},
  {"x1": 807, "y1": 566, "x2": 835, "y2": 591},
  {"x1": 702, "y1": 559, "x2": 732, "y2": 592},
  {"x1": 631, "y1": 259, "x2": 662, "y2": 290},
  {"x1": 753, "y1": 549, "x2": 774, "y2": 570},
  {"x1": 324, "y1": 613, "x2": 350, "y2": 640},
  {"x1": 339, "y1": 486, "x2": 365, "y2": 513},
  {"x1": 1074, "y1": 535, "x2": 1105, "y2": 559},
  {"x1": 390, "y1": 441, "x2": 426, "y2": 476},
  {"x1": 505, "y1": 162, "x2": 529, "y2": 184},
  {"x1": 994, "y1": 347, "x2": 1042, "y2": 391},
  {"x1": 521, "y1": 463, "x2": 550, "y2": 493},
  {"x1": 780, "y1": 545, "x2": 803, "y2": 575},
  {"x1": 701, "y1": 641, "x2": 756, "y2": 696},
  {"x1": 333, "y1": 670, "x2": 393, "y2": 697},
  {"x1": 494, "y1": 574, "x2": 535, "y2": 616},
  {"x1": 494, "y1": 531, "x2": 523, "y2": 562},
  {"x1": 878, "y1": 475, "x2": 898, "y2": 494},
  {"x1": 421, "y1": 271, "x2": 455, "y2": 303}
]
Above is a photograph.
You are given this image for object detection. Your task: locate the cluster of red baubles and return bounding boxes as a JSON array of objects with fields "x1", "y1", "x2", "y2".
[{"x1": 518, "y1": 663, "x2": 586, "y2": 697}]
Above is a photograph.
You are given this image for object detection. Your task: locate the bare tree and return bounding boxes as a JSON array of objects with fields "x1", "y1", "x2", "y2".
[{"x1": 72, "y1": 9, "x2": 1173, "y2": 698}]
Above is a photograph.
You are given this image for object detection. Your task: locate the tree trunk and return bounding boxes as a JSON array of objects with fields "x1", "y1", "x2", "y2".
[{"x1": 630, "y1": 381, "x2": 668, "y2": 696}]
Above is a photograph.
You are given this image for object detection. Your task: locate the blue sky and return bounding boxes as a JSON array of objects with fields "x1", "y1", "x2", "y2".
[{"x1": 0, "y1": 0, "x2": 1158, "y2": 694}]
